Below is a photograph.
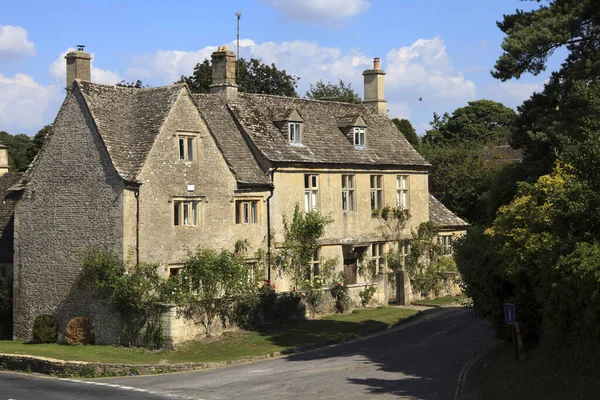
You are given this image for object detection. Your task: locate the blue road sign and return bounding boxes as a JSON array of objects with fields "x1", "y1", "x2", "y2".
[{"x1": 504, "y1": 303, "x2": 516, "y2": 324}]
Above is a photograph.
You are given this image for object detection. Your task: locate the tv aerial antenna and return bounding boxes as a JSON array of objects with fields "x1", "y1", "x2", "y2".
[{"x1": 235, "y1": 11, "x2": 242, "y2": 78}]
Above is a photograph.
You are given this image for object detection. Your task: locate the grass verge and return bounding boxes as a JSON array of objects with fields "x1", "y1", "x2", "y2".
[
  {"x1": 412, "y1": 293, "x2": 466, "y2": 307},
  {"x1": 0, "y1": 307, "x2": 416, "y2": 365},
  {"x1": 468, "y1": 342, "x2": 600, "y2": 400}
]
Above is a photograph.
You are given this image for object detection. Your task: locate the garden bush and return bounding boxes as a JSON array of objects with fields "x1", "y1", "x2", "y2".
[
  {"x1": 65, "y1": 317, "x2": 95, "y2": 345},
  {"x1": 274, "y1": 291, "x2": 303, "y2": 321},
  {"x1": 330, "y1": 273, "x2": 350, "y2": 313},
  {"x1": 32, "y1": 314, "x2": 58, "y2": 343}
]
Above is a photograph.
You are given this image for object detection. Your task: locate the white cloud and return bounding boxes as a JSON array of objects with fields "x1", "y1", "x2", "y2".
[
  {"x1": 263, "y1": 0, "x2": 371, "y2": 26},
  {"x1": 127, "y1": 47, "x2": 216, "y2": 85},
  {"x1": 482, "y1": 80, "x2": 547, "y2": 109},
  {"x1": 0, "y1": 25, "x2": 35, "y2": 62},
  {"x1": 50, "y1": 48, "x2": 121, "y2": 87},
  {"x1": 0, "y1": 73, "x2": 60, "y2": 133}
]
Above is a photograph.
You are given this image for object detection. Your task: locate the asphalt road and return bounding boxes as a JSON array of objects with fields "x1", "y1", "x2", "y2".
[{"x1": 0, "y1": 307, "x2": 495, "y2": 400}]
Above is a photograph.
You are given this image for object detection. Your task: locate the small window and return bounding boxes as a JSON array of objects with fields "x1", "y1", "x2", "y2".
[
  {"x1": 169, "y1": 266, "x2": 182, "y2": 277},
  {"x1": 245, "y1": 261, "x2": 257, "y2": 283},
  {"x1": 174, "y1": 199, "x2": 200, "y2": 226},
  {"x1": 370, "y1": 175, "x2": 383, "y2": 210},
  {"x1": 371, "y1": 243, "x2": 385, "y2": 274},
  {"x1": 178, "y1": 135, "x2": 196, "y2": 161},
  {"x1": 396, "y1": 175, "x2": 409, "y2": 209},
  {"x1": 353, "y1": 127, "x2": 366, "y2": 147},
  {"x1": 289, "y1": 122, "x2": 302, "y2": 144},
  {"x1": 438, "y1": 236, "x2": 453, "y2": 255},
  {"x1": 236, "y1": 200, "x2": 259, "y2": 224},
  {"x1": 402, "y1": 242, "x2": 410, "y2": 266},
  {"x1": 306, "y1": 248, "x2": 321, "y2": 282},
  {"x1": 342, "y1": 175, "x2": 355, "y2": 212},
  {"x1": 304, "y1": 174, "x2": 319, "y2": 211}
]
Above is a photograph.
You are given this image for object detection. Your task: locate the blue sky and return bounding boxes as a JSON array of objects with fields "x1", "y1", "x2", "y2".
[{"x1": 1, "y1": 0, "x2": 558, "y2": 135}]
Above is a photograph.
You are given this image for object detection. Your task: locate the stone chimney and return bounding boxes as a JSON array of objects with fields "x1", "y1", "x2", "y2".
[
  {"x1": 0, "y1": 144, "x2": 9, "y2": 177},
  {"x1": 210, "y1": 45, "x2": 238, "y2": 101},
  {"x1": 65, "y1": 45, "x2": 92, "y2": 91},
  {"x1": 363, "y1": 57, "x2": 387, "y2": 116}
]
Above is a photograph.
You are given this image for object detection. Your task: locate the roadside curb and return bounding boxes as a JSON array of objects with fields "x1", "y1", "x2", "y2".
[{"x1": 0, "y1": 307, "x2": 428, "y2": 378}]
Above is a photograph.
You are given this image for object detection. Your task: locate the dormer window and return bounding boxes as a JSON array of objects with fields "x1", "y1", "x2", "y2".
[
  {"x1": 289, "y1": 122, "x2": 302, "y2": 144},
  {"x1": 353, "y1": 127, "x2": 366, "y2": 147}
]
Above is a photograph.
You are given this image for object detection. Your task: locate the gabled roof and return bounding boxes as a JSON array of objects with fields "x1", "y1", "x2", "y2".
[
  {"x1": 77, "y1": 81, "x2": 184, "y2": 182},
  {"x1": 192, "y1": 94, "x2": 271, "y2": 186},
  {"x1": 229, "y1": 93, "x2": 430, "y2": 167},
  {"x1": 429, "y1": 195, "x2": 468, "y2": 229}
]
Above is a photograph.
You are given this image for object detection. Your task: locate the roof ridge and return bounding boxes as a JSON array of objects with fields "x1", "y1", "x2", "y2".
[
  {"x1": 75, "y1": 80, "x2": 186, "y2": 92},
  {"x1": 240, "y1": 92, "x2": 368, "y2": 108}
]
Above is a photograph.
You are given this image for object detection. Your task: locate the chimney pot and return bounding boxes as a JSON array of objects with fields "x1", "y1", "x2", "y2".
[{"x1": 373, "y1": 57, "x2": 380, "y2": 70}]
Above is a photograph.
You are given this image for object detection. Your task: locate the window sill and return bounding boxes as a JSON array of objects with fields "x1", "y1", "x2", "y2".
[{"x1": 288, "y1": 142, "x2": 305, "y2": 147}]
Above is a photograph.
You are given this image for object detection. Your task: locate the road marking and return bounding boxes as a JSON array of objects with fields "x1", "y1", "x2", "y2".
[
  {"x1": 454, "y1": 340, "x2": 502, "y2": 400},
  {"x1": 58, "y1": 378, "x2": 202, "y2": 400}
]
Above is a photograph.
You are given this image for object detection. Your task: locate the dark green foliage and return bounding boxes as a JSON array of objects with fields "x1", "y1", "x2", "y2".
[
  {"x1": 423, "y1": 100, "x2": 516, "y2": 146},
  {"x1": 305, "y1": 80, "x2": 361, "y2": 103},
  {"x1": 392, "y1": 118, "x2": 420, "y2": 151},
  {"x1": 544, "y1": 242, "x2": 600, "y2": 360},
  {"x1": 0, "y1": 125, "x2": 49, "y2": 172},
  {"x1": 0, "y1": 276, "x2": 13, "y2": 339},
  {"x1": 330, "y1": 273, "x2": 350, "y2": 313},
  {"x1": 273, "y1": 292, "x2": 303, "y2": 321},
  {"x1": 179, "y1": 58, "x2": 299, "y2": 97},
  {"x1": 32, "y1": 314, "x2": 58, "y2": 344},
  {"x1": 116, "y1": 80, "x2": 147, "y2": 89},
  {"x1": 485, "y1": 163, "x2": 527, "y2": 222},
  {"x1": 80, "y1": 247, "x2": 168, "y2": 348}
]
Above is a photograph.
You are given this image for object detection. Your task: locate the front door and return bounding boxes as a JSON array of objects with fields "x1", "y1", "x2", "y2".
[{"x1": 343, "y1": 258, "x2": 357, "y2": 284}]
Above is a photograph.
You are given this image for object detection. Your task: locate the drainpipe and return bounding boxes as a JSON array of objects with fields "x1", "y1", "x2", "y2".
[
  {"x1": 134, "y1": 187, "x2": 140, "y2": 266},
  {"x1": 266, "y1": 167, "x2": 277, "y2": 281}
]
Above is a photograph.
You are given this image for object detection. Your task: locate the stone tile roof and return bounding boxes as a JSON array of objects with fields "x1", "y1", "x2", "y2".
[
  {"x1": 229, "y1": 94, "x2": 430, "y2": 167},
  {"x1": 191, "y1": 95, "x2": 271, "y2": 186},
  {"x1": 0, "y1": 172, "x2": 24, "y2": 262},
  {"x1": 77, "y1": 81, "x2": 184, "y2": 182},
  {"x1": 429, "y1": 195, "x2": 469, "y2": 229}
]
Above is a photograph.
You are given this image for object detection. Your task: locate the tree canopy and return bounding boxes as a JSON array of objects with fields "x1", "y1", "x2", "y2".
[
  {"x1": 305, "y1": 80, "x2": 361, "y2": 103},
  {"x1": 392, "y1": 118, "x2": 420, "y2": 150},
  {"x1": 0, "y1": 125, "x2": 49, "y2": 172},
  {"x1": 422, "y1": 100, "x2": 516, "y2": 146},
  {"x1": 178, "y1": 58, "x2": 299, "y2": 97}
]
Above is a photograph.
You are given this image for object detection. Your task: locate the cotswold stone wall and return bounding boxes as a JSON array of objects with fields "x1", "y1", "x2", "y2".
[{"x1": 13, "y1": 90, "x2": 125, "y2": 343}]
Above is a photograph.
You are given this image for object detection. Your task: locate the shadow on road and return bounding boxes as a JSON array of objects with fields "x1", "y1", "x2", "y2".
[{"x1": 263, "y1": 308, "x2": 493, "y2": 399}]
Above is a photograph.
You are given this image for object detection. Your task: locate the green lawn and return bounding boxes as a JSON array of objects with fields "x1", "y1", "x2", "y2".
[
  {"x1": 412, "y1": 293, "x2": 467, "y2": 306},
  {"x1": 469, "y1": 342, "x2": 600, "y2": 400},
  {"x1": 0, "y1": 307, "x2": 416, "y2": 365}
]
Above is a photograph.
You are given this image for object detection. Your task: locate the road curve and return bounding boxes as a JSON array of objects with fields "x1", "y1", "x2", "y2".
[{"x1": 0, "y1": 307, "x2": 495, "y2": 400}]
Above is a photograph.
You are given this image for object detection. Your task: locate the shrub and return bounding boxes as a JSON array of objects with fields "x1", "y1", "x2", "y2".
[
  {"x1": 330, "y1": 273, "x2": 350, "y2": 313},
  {"x1": 0, "y1": 277, "x2": 12, "y2": 339},
  {"x1": 359, "y1": 285, "x2": 377, "y2": 307},
  {"x1": 65, "y1": 317, "x2": 95, "y2": 345},
  {"x1": 32, "y1": 314, "x2": 58, "y2": 343}
]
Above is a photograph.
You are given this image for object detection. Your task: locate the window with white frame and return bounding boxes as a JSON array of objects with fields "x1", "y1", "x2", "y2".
[
  {"x1": 438, "y1": 236, "x2": 453, "y2": 254},
  {"x1": 371, "y1": 243, "x2": 385, "y2": 274},
  {"x1": 353, "y1": 127, "x2": 366, "y2": 147},
  {"x1": 304, "y1": 174, "x2": 319, "y2": 211},
  {"x1": 396, "y1": 175, "x2": 409, "y2": 209},
  {"x1": 174, "y1": 199, "x2": 201, "y2": 226},
  {"x1": 288, "y1": 122, "x2": 302, "y2": 144},
  {"x1": 235, "y1": 200, "x2": 259, "y2": 224},
  {"x1": 308, "y1": 248, "x2": 321, "y2": 282},
  {"x1": 370, "y1": 175, "x2": 383, "y2": 210},
  {"x1": 341, "y1": 174, "x2": 355, "y2": 212},
  {"x1": 178, "y1": 135, "x2": 195, "y2": 161},
  {"x1": 245, "y1": 261, "x2": 257, "y2": 283}
]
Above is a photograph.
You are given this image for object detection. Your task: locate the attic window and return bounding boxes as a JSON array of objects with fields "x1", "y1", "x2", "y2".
[
  {"x1": 353, "y1": 127, "x2": 366, "y2": 147},
  {"x1": 289, "y1": 122, "x2": 302, "y2": 144}
]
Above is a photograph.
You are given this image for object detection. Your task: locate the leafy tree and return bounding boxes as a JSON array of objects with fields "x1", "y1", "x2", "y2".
[
  {"x1": 174, "y1": 248, "x2": 254, "y2": 336},
  {"x1": 116, "y1": 80, "x2": 147, "y2": 89},
  {"x1": 305, "y1": 80, "x2": 361, "y2": 103},
  {"x1": 392, "y1": 118, "x2": 420, "y2": 150},
  {"x1": 277, "y1": 205, "x2": 334, "y2": 291},
  {"x1": 26, "y1": 125, "x2": 50, "y2": 164},
  {"x1": 179, "y1": 58, "x2": 299, "y2": 97},
  {"x1": 422, "y1": 100, "x2": 516, "y2": 146}
]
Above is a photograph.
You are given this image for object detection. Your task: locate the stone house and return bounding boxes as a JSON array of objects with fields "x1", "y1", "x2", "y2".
[{"x1": 12, "y1": 45, "x2": 466, "y2": 343}]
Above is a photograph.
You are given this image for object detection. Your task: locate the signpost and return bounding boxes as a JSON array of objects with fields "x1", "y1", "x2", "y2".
[{"x1": 504, "y1": 303, "x2": 524, "y2": 361}]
